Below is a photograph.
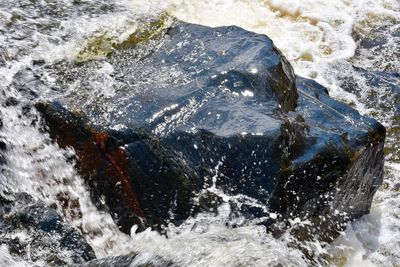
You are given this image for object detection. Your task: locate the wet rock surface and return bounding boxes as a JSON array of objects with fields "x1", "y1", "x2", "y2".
[
  {"x1": 0, "y1": 192, "x2": 95, "y2": 265},
  {"x1": 35, "y1": 101, "x2": 200, "y2": 233},
  {"x1": 352, "y1": 18, "x2": 400, "y2": 72},
  {"x1": 31, "y1": 20, "x2": 385, "y2": 240}
]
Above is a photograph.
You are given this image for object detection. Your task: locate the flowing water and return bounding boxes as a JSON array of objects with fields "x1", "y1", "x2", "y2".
[{"x1": 0, "y1": 0, "x2": 399, "y2": 266}]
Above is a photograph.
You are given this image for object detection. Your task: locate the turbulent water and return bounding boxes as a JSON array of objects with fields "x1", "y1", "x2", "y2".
[{"x1": 0, "y1": 0, "x2": 399, "y2": 266}]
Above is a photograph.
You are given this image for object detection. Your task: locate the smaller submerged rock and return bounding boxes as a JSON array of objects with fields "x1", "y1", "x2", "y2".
[
  {"x1": 0, "y1": 192, "x2": 95, "y2": 265},
  {"x1": 4, "y1": 97, "x2": 18, "y2": 107}
]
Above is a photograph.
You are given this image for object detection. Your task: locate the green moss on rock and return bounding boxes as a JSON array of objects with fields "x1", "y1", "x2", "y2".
[{"x1": 76, "y1": 13, "x2": 172, "y2": 62}]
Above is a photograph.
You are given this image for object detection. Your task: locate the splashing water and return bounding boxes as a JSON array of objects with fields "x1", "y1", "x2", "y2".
[{"x1": 0, "y1": 0, "x2": 399, "y2": 266}]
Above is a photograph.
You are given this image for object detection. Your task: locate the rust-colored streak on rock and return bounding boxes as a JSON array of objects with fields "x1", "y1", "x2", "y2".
[
  {"x1": 36, "y1": 103, "x2": 147, "y2": 225},
  {"x1": 92, "y1": 132, "x2": 108, "y2": 151},
  {"x1": 79, "y1": 142, "x2": 100, "y2": 179},
  {"x1": 92, "y1": 131, "x2": 146, "y2": 218}
]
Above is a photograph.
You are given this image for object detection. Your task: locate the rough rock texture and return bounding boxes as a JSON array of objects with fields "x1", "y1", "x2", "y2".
[
  {"x1": 0, "y1": 192, "x2": 95, "y2": 265},
  {"x1": 33, "y1": 20, "x2": 385, "y2": 239}
]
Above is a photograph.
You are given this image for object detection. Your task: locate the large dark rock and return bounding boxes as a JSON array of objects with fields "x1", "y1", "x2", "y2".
[{"x1": 33, "y1": 19, "x2": 385, "y2": 240}]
